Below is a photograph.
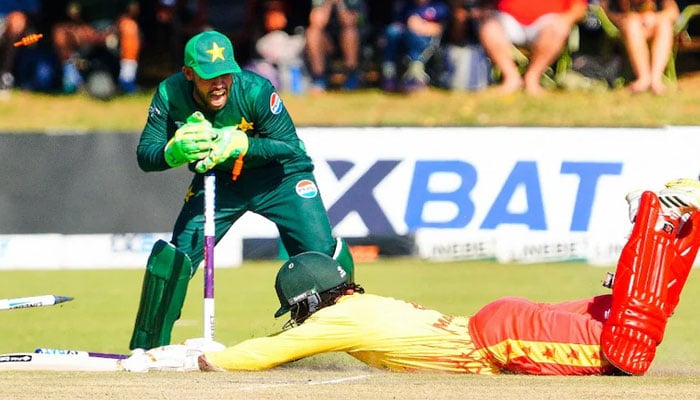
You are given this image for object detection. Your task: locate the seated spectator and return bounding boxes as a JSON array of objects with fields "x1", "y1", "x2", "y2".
[
  {"x1": 305, "y1": 0, "x2": 365, "y2": 92},
  {"x1": 478, "y1": 0, "x2": 588, "y2": 95},
  {"x1": 444, "y1": 0, "x2": 491, "y2": 91},
  {"x1": 380, "y1": 0, "x2": 451, "y2": 92},
  {"x1": 261, "y1": 0, "x2": 289, "y2": 33},
  {"x1": 247, "y1": 1, "x2": 306, "y2": 93},
  {"x1": 0, "y1": 1, "x2": 41, "y2": 94},
  {"x1": 52, "y1": 0, "x2": 141, "y2": 94},
  {"x1": 152, "y1": 0, "x2": 209, "y2": 73},
  {"x1": 448, "y1": 0, "x2": 483, "y2": 46},
  {"x1": 601, "y1": 0, "x2": 680, "y2": 94}
]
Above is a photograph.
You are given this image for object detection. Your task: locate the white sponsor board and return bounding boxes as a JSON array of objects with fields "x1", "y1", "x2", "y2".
[
  {"x1": 1, "y1": 126, "x2": 698, "y2": 269},
  {"x1": 233, "y1": 126, "x2": 699, "y2": 265},
  {"x1": 0, "y1": 231, "x2": 242, "y2": 270},
  {"x1": 414, "y1": 228, "x2": 623, "y2": 265}
]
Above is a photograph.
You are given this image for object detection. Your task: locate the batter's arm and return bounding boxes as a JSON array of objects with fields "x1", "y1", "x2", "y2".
[{"x1": 202, "y1": 316, "x2": 360, "y2": 371}]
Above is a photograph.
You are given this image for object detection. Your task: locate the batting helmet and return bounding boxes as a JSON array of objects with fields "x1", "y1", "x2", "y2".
[{"x1": 274, "y1": 251, "x2": 349, "y2": 318}]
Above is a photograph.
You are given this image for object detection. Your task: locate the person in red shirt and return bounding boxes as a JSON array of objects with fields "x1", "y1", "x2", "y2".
[{"x1": 478, "y1": 0, "x2": 587, "y2": 94}]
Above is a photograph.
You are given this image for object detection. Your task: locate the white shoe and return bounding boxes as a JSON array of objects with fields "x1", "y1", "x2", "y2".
[
  {"x1": 664, "y1": 178, "x2": 700, "y2": 208},
  {"x1": 658, "y1": 187, "x2": 700, "y2": 218},
  {"x1": 664, "y1": 178, "x2": 700, "y2": 191}
]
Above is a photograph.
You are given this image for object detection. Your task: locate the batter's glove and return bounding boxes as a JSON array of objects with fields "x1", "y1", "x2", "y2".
[
  {"x1": 164, "y1": 112, "x2": 214, "y2": 168},
  {"x1": 194, "y1": 126, "x2": 249, "y2": 173}
]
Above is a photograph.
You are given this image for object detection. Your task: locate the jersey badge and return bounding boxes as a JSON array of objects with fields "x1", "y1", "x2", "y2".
[
  {"x1": 236, "y1": 117, "x2": 254, "y2": 132},
  {"x1": 295, "y1": 179, "x2": 318, "y2": 199},
  {"x1": 148, "y1": 105, "x2": 162, "y2": 119},
  {"x1": 269, "y1": 92, "x2": 283, "y2": 115}
]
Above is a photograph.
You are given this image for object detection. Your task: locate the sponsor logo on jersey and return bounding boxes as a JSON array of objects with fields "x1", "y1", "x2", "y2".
[
  {"x1": 148, "y1": 105, "x2": 162, "y2": 118},
  {"x1": 295, "y1": 179, "x2": 318, "y2": 199},
  {"x1": 270, "y1": 92, "x2": 283, "y2": 115}
]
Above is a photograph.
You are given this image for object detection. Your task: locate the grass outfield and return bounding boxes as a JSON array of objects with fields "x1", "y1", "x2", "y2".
[
  {"x1": 1, "y1": 259, "x2": 699, "y2": 399},
  {"x1": 1, "y1": 71, "x2": 700, "y2": 131}
]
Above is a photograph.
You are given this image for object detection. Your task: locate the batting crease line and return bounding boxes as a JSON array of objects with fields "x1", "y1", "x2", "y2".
[
  {"x1": 240, "y1": 374, "x2": 370, "y2": 390},
  {"x1": 308, "y1": 374, "x2": 370, "y2": 385}
]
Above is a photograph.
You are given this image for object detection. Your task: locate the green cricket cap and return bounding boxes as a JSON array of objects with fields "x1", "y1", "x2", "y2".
[{"x1": 184, "y1": 30, "x2": 241, "y2": 79}]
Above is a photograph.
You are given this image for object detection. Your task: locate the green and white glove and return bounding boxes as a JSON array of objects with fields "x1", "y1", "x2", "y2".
[
  {"x1": 194, "y1": 126, "x2": 249, "y2": 173},
  {"x1": 163, "y1": 112, "x2": 214, "y2": 168}
]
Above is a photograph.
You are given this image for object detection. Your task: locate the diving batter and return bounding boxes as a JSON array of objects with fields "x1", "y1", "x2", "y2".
[{"x1": 123, "y1": 179, "x2": 700, "y2": 375}]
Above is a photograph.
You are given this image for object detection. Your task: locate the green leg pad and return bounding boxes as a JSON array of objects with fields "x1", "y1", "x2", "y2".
[
  {"x1": 333, "y1": 237, "x2": 355, "y2": 283},
  {"x1": 129, "y1": 239, "x2": 192, "y2": 350}
]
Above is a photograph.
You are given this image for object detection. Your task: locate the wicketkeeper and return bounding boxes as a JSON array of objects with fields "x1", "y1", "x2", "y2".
[
  {"x1": 130, "y1": 30, "x2": 354, "y2": 350},
  {"x1": 122, "y1": 179, "x2": 700, "y2": 375}
]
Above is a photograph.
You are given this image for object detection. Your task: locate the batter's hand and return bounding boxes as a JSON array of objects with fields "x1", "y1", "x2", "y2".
[
  {"x1": 164, "y1": 112, "x2": 214, "y2": 168},
  {"x1": 194, "y1": 126, "x2": 248, "y2": 173}
]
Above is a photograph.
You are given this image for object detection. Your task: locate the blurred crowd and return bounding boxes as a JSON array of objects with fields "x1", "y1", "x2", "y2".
[{"x1": 1, "y1": 0, "x2": 699, "y2": 99}]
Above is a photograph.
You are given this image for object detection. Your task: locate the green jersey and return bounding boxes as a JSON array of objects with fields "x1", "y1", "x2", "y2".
[{"x1": 137, "y1": 70, "x2": 313, "y2": 178}]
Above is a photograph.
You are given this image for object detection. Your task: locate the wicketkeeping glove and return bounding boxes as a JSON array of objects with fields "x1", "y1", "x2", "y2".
[
  {"x1": 194, "y1": 126, "x2": 249, "y2": 173},
  {"x1": 163, "y1": 112, "x2": 214, "y2": 168}
]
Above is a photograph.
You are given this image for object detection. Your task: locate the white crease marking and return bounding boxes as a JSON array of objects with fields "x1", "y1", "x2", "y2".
[
  {"x1": 308, "y1": 374, "x2": 370, "y2": 385},
  {"x1": 240, "y1": 374, "x2": 370, "y2": 391}
]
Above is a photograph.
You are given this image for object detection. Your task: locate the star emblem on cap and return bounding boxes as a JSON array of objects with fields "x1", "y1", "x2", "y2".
[{"x1": 206, "y1": 42, "x2": 226, "y2": 62}]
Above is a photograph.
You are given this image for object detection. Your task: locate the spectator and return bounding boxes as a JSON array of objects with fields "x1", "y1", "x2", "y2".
[
  {"x1": 380, "y1": 0, "x2": 451, "y2": 92},
  {"x1": 601, "y1": 0, "x2": 680, "y2": 94},
  {"x1": 151, "y1": 0, "x2": 208, "y2": 73},
  {"x1": 0, "y1": 1, "x2": 41, "y2": 95},
  {"x1": 52, "y1": 0, "x2": 141, "y2": 94},
  {"x1": 243, "y1": 0, "x2": 306, "y2": 93},
  {"x1": 259, "y1": 0, "x2": 289, "y2": 34},
  {"x1": 305, "y1": 0, "x2": 365, "y2": 92},
  {"x1": 444, "y1": 0, "x2": 491, "y2": 91},
  {"x1": 478, "y1": 0, "x2": 588, "y2": 95}
]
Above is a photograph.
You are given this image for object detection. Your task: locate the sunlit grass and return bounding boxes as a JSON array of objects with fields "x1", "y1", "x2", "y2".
[{"x1": 1, "y1": 72, "x2": 699, "y2": 132}]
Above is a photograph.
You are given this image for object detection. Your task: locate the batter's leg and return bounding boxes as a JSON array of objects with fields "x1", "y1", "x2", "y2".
[
  {"x1": 469, "y1": 296, "x2": 613, "y2": 375},
  {"x1": 601, "y1": 191, "x2": 681, "y2": 375}
]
